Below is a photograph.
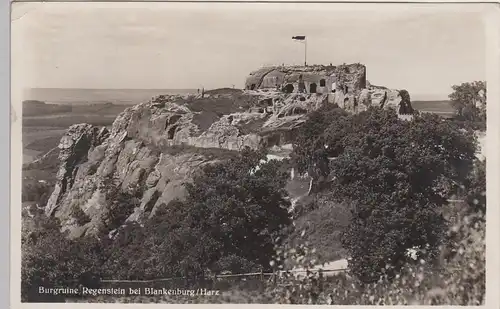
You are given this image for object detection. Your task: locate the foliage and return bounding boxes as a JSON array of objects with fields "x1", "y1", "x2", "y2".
[
  {"x1": 284, "y1": 192, "x2": 350, "y2": 264},
  {"x1": 180, "y1": 147, "x2": 291, "y2": 272},
  {"x1": 335, "y1": 110, "x2": 476, "y2": 282},
  {"x1": 101, "y1": 148, "x2": 291, "y2": 281},
  {"x1": 101, "y1": 175, "x2": 141, "y2": 233},
  {"x1": 448, "y1": 81, "x2": 486, "y2": 128},
  {"x1": 292, "y1": 107, "x2": 477, "y2": 282},
  {"x1": 21, "y1": 180, "x2": 53, "y2": 205},
  {"x1": 464, "y1": 159, "x2": 486, "y2": 216},
  {"x1": 21, "y1": 215, "x2": 105, "y2": 302},
  {"x1": 71, "y1": 203, "x2": 91, "y2": 226},
  {"x1": 267, "y1": 207, "x2": 484, "y2": 305},
  {"x1": 291, "y1": 104, "x2": 350, "y2": 180}
]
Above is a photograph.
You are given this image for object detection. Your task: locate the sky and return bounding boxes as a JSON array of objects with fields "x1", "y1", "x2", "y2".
[{"x1": 11, "y1": 2, "x2": 488, "y2": 100}]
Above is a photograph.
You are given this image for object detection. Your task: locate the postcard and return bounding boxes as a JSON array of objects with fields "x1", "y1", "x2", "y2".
[{"x1": 10, "y1": 1, "x2": 500, "y2": 307}]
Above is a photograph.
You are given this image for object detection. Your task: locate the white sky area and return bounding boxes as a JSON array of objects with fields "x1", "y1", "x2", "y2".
[{"x1": 12, "y1": 2, "x2": 487, "y2": 100}]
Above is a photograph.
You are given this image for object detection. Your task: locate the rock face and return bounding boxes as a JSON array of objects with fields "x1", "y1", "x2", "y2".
[
  {"x1": 44, "y1": 63, "x2": 415, "y2": 238},
  {"x1": 45, "y1": 124, "x2": 109, "y2": 217}
]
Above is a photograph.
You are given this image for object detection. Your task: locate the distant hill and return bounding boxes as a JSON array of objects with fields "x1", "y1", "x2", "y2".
[
  {"x1": 23, "y1": 100, "x2": 73, "y2": 116},
  {"x1": 411, "y1": 100, "x2": 454, "y2": 113},
  {"x1": 24, "y1": 88, "x2": 198, "y2": 106},
  {"x1": 23, "y1": 100, "x2": 129, "y2": 117}
]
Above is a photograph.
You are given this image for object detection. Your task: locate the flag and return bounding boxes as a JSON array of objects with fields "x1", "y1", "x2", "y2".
[{"x1": 292, "y1": 36, "x2": 306, "y2": 40}]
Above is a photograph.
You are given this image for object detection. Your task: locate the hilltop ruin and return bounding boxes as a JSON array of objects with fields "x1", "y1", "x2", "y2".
[
  {"x1": 245, "y1": 63, "x2": 413, "y2": 115},
  {"x1": 41, "y1": 63, "x2": 416, "y2": 238}
]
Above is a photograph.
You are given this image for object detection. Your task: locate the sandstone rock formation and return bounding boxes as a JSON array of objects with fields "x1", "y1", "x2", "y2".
[{"x1": 43, "y1": 63, "x2": 415, "y2": 238}]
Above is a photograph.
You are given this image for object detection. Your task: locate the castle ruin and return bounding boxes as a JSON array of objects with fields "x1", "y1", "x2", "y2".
[{"x1": 244, "y1": 63, "x2": 413, "y2": 116}]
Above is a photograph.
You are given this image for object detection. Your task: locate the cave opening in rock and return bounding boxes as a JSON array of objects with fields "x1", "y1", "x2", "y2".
[
  {"x1": 167, "y1": 125, "x2": 177, "y2": 139},
  {"x1": 310, "y1": 83, "x2": 317, "y2": 93},
  {"x1": 284, "y1": 84, "x2": 294, "y2": 93},
  {"x1": 320, "y1": 79, "x2": 326, "y2": 87}
]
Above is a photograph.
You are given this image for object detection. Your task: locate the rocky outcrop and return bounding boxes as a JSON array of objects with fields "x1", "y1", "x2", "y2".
[
  {"x1": 45, "y1": 121, "x2": 226, "y2": 238},
  {"x1": 44, "y1": 63, "x2": 415, "y2": 238},
  {"x1": 45, "y1": 124, "x2": 109, "y2": 217}
]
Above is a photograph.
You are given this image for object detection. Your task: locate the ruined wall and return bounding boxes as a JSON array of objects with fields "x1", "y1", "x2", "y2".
[{"x1": 245, "y1": 63, "x2": 367, "y2": 96}]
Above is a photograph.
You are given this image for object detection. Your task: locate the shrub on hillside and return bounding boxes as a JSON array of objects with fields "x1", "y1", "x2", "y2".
[
  {"x1": 99, "y1": 174, "x2": 141, "y2": 233},
  {"x1": 71, "y1": 203, "x2": 92, "y2": 226},
  {"x1": 21, "y1": 180, "x2": 53, "y2": 205}
]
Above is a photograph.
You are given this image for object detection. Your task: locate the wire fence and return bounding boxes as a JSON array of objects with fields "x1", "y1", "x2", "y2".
[{"x1": 100, "y1": 267, "x2": 348, "y2": 284}]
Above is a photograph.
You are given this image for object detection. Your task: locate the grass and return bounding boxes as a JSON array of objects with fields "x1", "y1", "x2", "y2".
[
  {"x1": 192, "y1": 111, "x2": 221, "y2": 132},
  {"x1": 237, "y1": 117, "x2": 269, "y2": 135},
  {"x1": 284, "y1": 192, "x2": 350, "y2": 265},
  {"x1": 181, "y1": 94, "x2": 261, "y2": 116},
  {"x1": 25, "y1": 136, "x2": 63, "y2": 152},
  {"x1": 159, "y1": 144, "x2": 241, "y2": 161}
]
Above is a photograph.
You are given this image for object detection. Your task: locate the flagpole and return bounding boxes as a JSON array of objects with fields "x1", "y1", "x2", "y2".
[
  {"x1": 304, "y1": 38, "x2": 307, "y2": 66},
  {"x1": 292, "y1": 36, "x2": 307, "y2": 66}
]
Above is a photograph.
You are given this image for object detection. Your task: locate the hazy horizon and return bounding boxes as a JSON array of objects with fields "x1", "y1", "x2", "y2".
[{"x1": 12, "y1": 2, "x2": 488, "y2": 101}]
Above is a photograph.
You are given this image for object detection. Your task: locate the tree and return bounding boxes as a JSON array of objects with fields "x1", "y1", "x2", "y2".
[
  {"x1": 449, "y1": 81, "x2": 486, "y2": 124},
  {"x1": 180, "y1": 147, "x2": 291, "y2": 273},
  {"x1": 102, "y1": 148, "x2": 292, "y2": 280},
  {"x1": 22, "y1": 216, "x2": 104, "y2": 302},
  {"x1": 331, "y1": 109, "x2": 478, "y2": 282},
  {"x1": 291, "y1": 105, "x2": 350, "y2": 192},
  {"x1": 464, "y1": 159, "x2": 486, "y2": 217},
  {"x1": 292, "y1": 107, "x2": 478, "y2": 282}
]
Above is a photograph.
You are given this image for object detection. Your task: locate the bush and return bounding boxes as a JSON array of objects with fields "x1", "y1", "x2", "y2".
[
  {"x1": 100, "y1": 175, "x2": 141, "y2": 233},
  {"x1": 464, "y1": 159, "x2": 486, "y2": 216},
  {"x1": 291, "y1": 107, "x2": 478, "y2": 282},
  {"x1": 71, "y1": 203, "x2": 91, "y2": 226},
  {"x1": 267, "y1": 209, "x2": 485, "y2": 305},
  {"x1": 22, "y1": 180, "x2": 53, "y2": 204},
  {"x1": 101, "y1": 148, "x2": 292, "y2": 281},
  {"x1": 291, "y1": 104, "x2": 349, "y2": 180},
  {"x1": 21, "y1": 216, "x2": 105, "y2": 302}
]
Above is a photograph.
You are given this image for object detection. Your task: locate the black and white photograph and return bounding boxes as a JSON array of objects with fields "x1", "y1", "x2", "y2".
[{"x1": 11, "y1": 1, "x2": 495, "y2": 305}]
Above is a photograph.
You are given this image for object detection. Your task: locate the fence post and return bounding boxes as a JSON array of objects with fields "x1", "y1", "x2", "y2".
[{"x1": 260, "y1": 269, "x2": 264, "y2": 281}]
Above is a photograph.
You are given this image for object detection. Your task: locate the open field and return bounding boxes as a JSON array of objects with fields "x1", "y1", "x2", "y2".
[{"x1": 22, "y1": 101, "x2": 126, "y2": 163}]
